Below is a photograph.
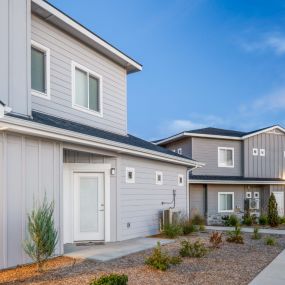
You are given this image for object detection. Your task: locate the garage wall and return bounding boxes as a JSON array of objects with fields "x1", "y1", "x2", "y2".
[
  {"x1": 118, "y1": 154, "x2": 188, "y2": 241},
  {"x1": 0, "y1": 132, "x2": 62, "y2": 269}
]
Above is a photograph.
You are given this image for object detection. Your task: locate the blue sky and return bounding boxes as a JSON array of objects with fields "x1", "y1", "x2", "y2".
[{"x1": 49, "y1": 0, "x2": 285, "y2": 140}]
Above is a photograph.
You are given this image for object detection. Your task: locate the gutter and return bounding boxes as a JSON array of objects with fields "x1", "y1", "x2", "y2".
[
  {"x1": 188, "y1": 179, "x2": 285, "y2": 185},
  {"x1": 0, "y1": 115, "x2": 204, "y2": 167}
]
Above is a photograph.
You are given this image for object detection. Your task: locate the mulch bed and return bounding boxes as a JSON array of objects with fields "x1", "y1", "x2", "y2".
[{"x1": 1, "y1": 231, "x2": 284, "y2": 285}]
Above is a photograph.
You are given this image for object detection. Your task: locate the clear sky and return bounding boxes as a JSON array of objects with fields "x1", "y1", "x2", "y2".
[{"x1": 49, "y1": 0, "x2": 285, "y2": 140}]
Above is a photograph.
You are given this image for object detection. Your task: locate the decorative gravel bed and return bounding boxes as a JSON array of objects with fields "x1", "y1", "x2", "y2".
[{"x1": 1, "y1": 231, "x2": 284, "y2": 285}]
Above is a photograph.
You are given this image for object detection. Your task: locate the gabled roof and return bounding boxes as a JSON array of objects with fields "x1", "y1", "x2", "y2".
[
  {"x1": 31, "y1": 0, "x2": 142, "y2": 73},
  {"x1": 3, "y1": 111, "x2": 203, "y2": 168},
  {"x1": 154, "y1": 125, "x2": 285, "y2": 145}
]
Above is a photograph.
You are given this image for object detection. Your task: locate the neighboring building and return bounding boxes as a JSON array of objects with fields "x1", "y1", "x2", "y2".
[
  {"x1": 155, "y1": 126, "x2": 285, "y2": 225},
  {"x1": 0, "y1": 0, "x2": 202, "y2": 269}
]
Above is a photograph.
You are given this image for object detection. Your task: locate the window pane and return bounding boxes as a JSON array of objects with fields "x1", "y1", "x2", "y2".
[
  {"x1": 31, "y1": 47, "x2": 45, "y2": 93},
  {"x1": 219, "y1": 149, "x2": 226, "y2": 164},
  {"x1": 89, "y1": 75, "x2": 100, "y2": 112},
  {"x1": 226, "y1": 149, "x2": 233, "y2": 165},
  {"x1": 227, "y1": 194, "x2": 233, "y2": 210},
  {"x1": 220, "y1": 194, "x2": 227, "y2": 210},
  {"x1": 220, "y1": 194, "x2": 233, "y2": 211},
  {"x1": 75, "y1": 68, "x2": 88, "y2": 108}
]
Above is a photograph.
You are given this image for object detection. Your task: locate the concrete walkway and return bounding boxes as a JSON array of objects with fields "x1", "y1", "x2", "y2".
[
  {"x1": 249, "y1": 249, "x2": 285, "y2": 285},
  {"x1": 206, "y1": 226, "x2": 285, "y2": 235},
  {"x1": 64, "y1": 237, "x2": 173, "y2": 262}
]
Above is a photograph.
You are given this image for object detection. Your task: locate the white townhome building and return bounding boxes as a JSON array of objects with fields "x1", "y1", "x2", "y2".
[{"x1": 0, "y1": 0, "x2": 202, "y2": 269}]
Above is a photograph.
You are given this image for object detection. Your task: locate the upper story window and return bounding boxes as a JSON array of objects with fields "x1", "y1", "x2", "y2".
[
  {"x1": 218, "y1": 147, "x2": 234, "y2": 168},
  {"x1": 31, "y1": 41, "x2": 50, "y2": 99},
  {"x1": 72, "y1": 61, "x2": 103, "y2": 117}
]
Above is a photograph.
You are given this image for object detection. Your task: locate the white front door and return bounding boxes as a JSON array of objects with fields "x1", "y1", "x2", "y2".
[
  {"x1": 272, "y1": 192, "x2": 284, "y2": 217},
  {"x1": 74, "y1": 172, "x2": 105, "y2": 241}
]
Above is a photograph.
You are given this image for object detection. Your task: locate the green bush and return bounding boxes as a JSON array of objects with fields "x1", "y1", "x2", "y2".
[
  {"x1": 163, "y1": 223, "x2": 183, "y2": 239},
  {"x1": 268, "y1": 193, "x2": 279, "y2": 227},
  {"x1": 199, "y1": 224, "x2": 206, "y2": 232},
  {"x1": 251, "y1": 227, "x2": 261, "y2": 240},
  {"x1": 259, "y1": 214, "x2": 268, "y2": 226},
  {"x1": 180, "y1": 220, "x2": 196, "y2": 235},
  {"x1": 243, "y1": 213, "x2": 253, "y2": 226},
  {"x1": 226, "y1": 226, "x2": 244, "y2": 244},
  {"x1": 23, "y1": 197, "x2": 58, "y2": 272},
  {"x1": 224, "y1": 214, "x2": 239, "y2": 227},
  {"x1": 191, "y1": 214, "x2": 205, "y2": 226},
  {"x1": 145, "y1": 242, "x2": 181, "y2": 271},
  {"x1": 279, "y1": 216, "x2": 285, "y2": 224},
  {"x1": 265, "y1": 236, "x2": 276, "y2": 246},
  {"x1": 90, "y1": 274, "x2": 128, "y2": 285},
  {"x1": 179, "y1": 240, "x2": 208, "y2": 258}
]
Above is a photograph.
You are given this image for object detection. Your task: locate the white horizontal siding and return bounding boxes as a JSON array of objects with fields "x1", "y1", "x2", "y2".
[
  {"x1": 31, "y1": 15, "x2": 127, "y2": 135},
  {"x1": 118, "y1": 155, "x2": 187, "y2": 240}
]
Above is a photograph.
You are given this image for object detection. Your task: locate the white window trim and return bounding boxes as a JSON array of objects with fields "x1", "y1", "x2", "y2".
[
  {"x1": 126, "y1": 167, "x2": 135, "y2": 184},
  {"x1": 253, "y1": 148, "x2": 258, "y2": 156},
  {"x1": 31, "y1": 40, "x2": 50, "y2": 100},
  {"x1": 178, "y1": 174, "x2": 184, "y2": 186},
  {"x1": 155, "y1": 171, "x2": 163, "y2": 185},
  {"x1": 177, "y1": 148, "x2": 182, "y2": 155},
  {"x1": 71, "y1": 61, "x2": 103, "y2": 117},
  {"x1": 260, "y1": 149, "x2": 265, "y2": 156},
  {"x1": 218, "y1": 147, "x2": 234, "y2": 168},
  {"x1": 218, "y1": 192, "x2": 234, "y2": 213}
]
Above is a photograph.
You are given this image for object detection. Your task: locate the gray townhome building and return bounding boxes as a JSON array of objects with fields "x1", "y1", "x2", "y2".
[
  {"x1": 155, "y1": 126, "x2": 285, "y2": 225},
  {"x1": 0, "y1": 0, "x2": 203, "y2": 269}
]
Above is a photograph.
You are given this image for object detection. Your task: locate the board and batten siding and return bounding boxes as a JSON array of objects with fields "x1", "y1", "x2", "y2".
[
  {"x1": 31, "y1": 14, "x2": 127, "y2": 135},
  {"x1": 0, "y1": 132, "x2": 62, "y2": 269},
  {"x1": 191, "y1": 137, "x2": 243, "y2": 176},
  {"x1": 244, "y1": 132, "x2": 285, "y2": 178},
  {"x1": 118, "y1": 155, "x2": 188, "y2": 240}
]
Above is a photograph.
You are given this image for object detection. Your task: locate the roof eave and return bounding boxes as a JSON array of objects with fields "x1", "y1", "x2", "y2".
[
  {"x1": 0, "y1": 116, "x2": 201, "y2": 167},
  {"x1": 32, "y1": 0, "x2": 142, "y2": 74}
]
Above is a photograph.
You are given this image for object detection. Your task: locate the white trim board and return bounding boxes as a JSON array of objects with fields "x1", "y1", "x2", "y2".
[
  {"x1": 188, "y1": 180, "x2": 285, "y2": 185},
  {"x1": 0, "y1": 116, "x2": 202, "y2": 167}
]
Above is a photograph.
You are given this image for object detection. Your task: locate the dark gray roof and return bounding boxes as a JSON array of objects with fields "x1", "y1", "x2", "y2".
[
  {"x1": 189, "y1": 174, "x2": 285, "y2": 182},
  {"x1": 8, "y1": 111, "x2": 197, "y2": 163},
  {"x1": 186, "y1": 127, "x2": 246, "y2": 137}
]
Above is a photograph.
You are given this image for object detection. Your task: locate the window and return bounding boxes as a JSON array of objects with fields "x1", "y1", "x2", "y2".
[
  {"x1": 177, "y1": 148, "x2": 182, "y2": 155},
  {"x1": 178, "y1": 174, "x2": 184, "y2": 186},
  {"x1": 156, "y1": 171, "x2": 163, "y2": 185},
  {"x1": 260, "y1": 149, "x2": 265, "y2": 156},
  {"x1": 72, "y1": 61, "x2": 102, "y2": 116},
  {"x1": 31, "y1": 41, "x2": 50, "y2": 99},
  {"x1": 252, "y1": 148, "x2": 258, "y2": 156},
  {"x1": 126, "y1": 167, "x2": 135, "y2": 183},
  {"x1": 218, "y1": 192, "x2": 234, "y2": 212},
  {"x1": 218, "y1": 147, "x2": 234, "y2": 168}
]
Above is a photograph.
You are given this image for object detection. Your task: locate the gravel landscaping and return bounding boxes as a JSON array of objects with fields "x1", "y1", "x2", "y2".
[{"x1": 1, "y1": 231, "x2": 284, "y2": 285}]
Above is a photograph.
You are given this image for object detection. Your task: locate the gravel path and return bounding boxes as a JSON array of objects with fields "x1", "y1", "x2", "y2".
[{"x1": 1, "y1": 232, "x2": 284, "y2": 285}]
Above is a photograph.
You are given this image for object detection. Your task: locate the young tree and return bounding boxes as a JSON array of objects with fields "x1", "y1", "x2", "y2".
[
  {"x1": 23, "y1": 197, "x2": 58, "y2": 271},
  {"x1": 268, "y1": 193, "x2": 279, "y2": 227}
]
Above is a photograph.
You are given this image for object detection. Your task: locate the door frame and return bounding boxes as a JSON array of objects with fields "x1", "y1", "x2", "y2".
[{"x1": 63, "y1": 163, "x2": 111, "y2": 243}]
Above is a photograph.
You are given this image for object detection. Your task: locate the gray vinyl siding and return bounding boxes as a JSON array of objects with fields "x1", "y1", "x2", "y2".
[
  {"x1": 0, "y1": 0, "x2": 30, "y2": 116},
  {"x1": 191, "y1": 137, "x2": 243, "y2": 176},
  {"x1": 0, "y1": 132, "x2": 61, "y2": 270},
  {"x1": 118, "y1": 155, "x2": 188, "y2": 240},
  {"x1": 31, "y1": 14, "x2": 127, "y2": 135},
  {"x1": 244, "y1": 132, "x2": 285, "y2": 178},
  {"x1": 164, "y1": 137, "x2": 192, "y2": 158}
]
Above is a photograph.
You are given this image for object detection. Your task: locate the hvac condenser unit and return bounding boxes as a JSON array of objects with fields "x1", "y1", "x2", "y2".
[
  {"x1": 162, "y1": 209, "x2": 180, "y2": 227},
  {"x1": 249, "y1": 198, "x2": 260, "y2": 210}
]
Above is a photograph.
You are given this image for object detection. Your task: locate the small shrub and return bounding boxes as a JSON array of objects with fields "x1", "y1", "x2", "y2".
[
  {"x1": 145, "y1": 242, "x2": 181, "y2": 271},
  {"x1": 23, "y1": 197, "x2": 58, "y2": 272},
  {"x1": 181, "y1": 221, "x2": 196, "y2": 235},
  {"x1": 243, "y1": 211, "x2": 253, "y2": 226},
  {"x1": 224, "y1": 214, "x2": 239, "y2": 227},
  {"x1": 191, "y1": 214, "x2": 205, "y2": 226},
  {"x1": 179, "y1": 240, "x2": 208, "y2": 257},
  {"x1": 279, "y1": 216, "x2": 285, "y2": 224},
  {"x1": 259, "y1": 214, "x2": 268, "y2": 226},
  {"x1": 265, "y1": 236, "x2": 276, "y2": 246},
  {"x1": 199, "y1": 224, "x2": 206, "y2": 232},
  {"x1": 209, "y1": 231, "x2": 223, "y2": 248},
  {"x1": 226, "y1": 226, "x2": 244, "y2": 244},
  {"x1": 163, "y1": 223, "x2": 183, "y2": 238},
  {"x1": 90, "y1": 274, "x2": 128, "y2": 285},
  {"x1": 251, "y1": 227, "x2": 261, "y2": 240},
  {"x1": 268, "y1": 193, "x2": 279, "y2": 227}
]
